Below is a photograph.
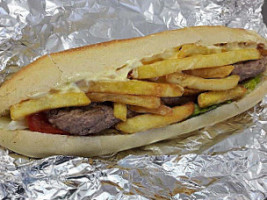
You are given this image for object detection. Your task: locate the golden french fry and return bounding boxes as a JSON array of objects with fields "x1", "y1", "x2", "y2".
[
  {"x1": 87, "y1": 93, "x2": 161, "y2": 109},
  {"x1": 129, "y1": 105, "x2": 172, "y2": 116},
  {"x1": 141, "y1": 48, "x2": 179, "y2": 64},
  {"x1": 87, "y1": 80, "x2": 183, "y2": 97},
  {"x1": 177, "y1": 44, "x2": 224, "y2": 58},
  {"x1": 141, "y1": 44, "x2": 222, "y2": 64},
  {"x1": 198, "y1": 86, "x2": 247, "y2": 108},
  {"x1": 10, "y1": 92, "x2": 91, "y2": 120},
  {"x1": 132, "y1": 49, "x2": 260, "y2": 79},
  {"x1": 114, "y1": 103, "x2": 127, "y2": 121},
  {"x1": 141, "y1": 55, "x2": 164, "y2": 65},
  {"x1": 184, "y1": 65, "x2": 234, "y2": 78},
  {"x1": 183, "y1": 88, "x2": 203, "y2": 96},
  {"x1": 116, "y1": 102, "x2": 194, "y2": 133},
  {"x1": 166, "y1": 73, "x2": 240, "y2": 91}
]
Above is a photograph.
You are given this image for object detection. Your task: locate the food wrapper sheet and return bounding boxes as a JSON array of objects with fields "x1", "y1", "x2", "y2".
[{"x1": 0, "y1": 0, "x2": 267, "y2": 199}]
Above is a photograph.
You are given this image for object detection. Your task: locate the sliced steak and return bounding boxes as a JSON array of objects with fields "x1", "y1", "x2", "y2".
[
  {"x1": 161, "y1": 96, "x2": 197, "y2": 107},
  {"x1": 47, "y1": 104, "x2": 120, "y2": 136},
  {"x1": 232, "y1": 56, "x2": 267, "y2": 82}
]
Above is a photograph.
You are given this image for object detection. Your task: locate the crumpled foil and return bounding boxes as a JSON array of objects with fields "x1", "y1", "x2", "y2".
[{"x1": 0, "y1": 0, "x2": 267, "y2": 199}]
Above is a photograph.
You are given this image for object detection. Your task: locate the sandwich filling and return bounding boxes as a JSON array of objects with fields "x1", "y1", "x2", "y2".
[{"x1": 4, "y1": 44, "x2": 267, "y2": 135}]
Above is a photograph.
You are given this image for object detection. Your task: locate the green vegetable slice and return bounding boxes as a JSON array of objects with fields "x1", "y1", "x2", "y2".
[
  {"x1": 242, "y1": 75, "x2": 261, "y2": 92},
  {"x1": 192, "y1": 101, "x2": 232, "y2": 117}
]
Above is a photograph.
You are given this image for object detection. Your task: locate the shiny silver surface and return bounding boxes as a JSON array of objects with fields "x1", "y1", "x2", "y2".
[{"x1": 0, "y1": 0, "x2": 267, "y2": 199}]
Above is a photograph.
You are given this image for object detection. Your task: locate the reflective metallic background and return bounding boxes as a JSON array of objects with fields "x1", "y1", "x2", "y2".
[
  {"x1": 263, "y1": 1, "x2": 267, "y2": 24},
  {"x1": 0, "y1": 0, "x2": 267, "y2": 199}
]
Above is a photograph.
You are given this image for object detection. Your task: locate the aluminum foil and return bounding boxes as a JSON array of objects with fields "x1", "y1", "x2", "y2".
[{"x1": 0, "y1": 0, "x2": 267, "y2": 199}]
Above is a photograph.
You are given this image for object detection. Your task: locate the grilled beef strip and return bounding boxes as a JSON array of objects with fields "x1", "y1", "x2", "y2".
[
  {"x1": 232, "y1": 56, "x2": 267, "y2": 82},
  {"x1": 161, "y1": 96, "x2": 197, "y2": 107},
  {"x1": 46, "y1": 103, "x2": 136, "y2": 136},
  {"x1": 47, "y1": 104, "x2": 120, "y2": 136}
]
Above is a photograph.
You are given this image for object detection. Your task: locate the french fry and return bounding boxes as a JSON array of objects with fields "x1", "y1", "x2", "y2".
[
  {"x1": 141, "y1": 44, "x2": 223, "y2": 64},
  {"x1": 141, "y1": 55, "x2": 164, "y2": 65},
  {"x1": 166, "y1": 73, "x2": 240, "y2": 91},
  {"x1": 132, "y1": 49, "x2": 260, "y2": 79},
  {"x1": 177, "y1": 44, "x2": 223, "y2": 58},
  {"x1": 129, "y1": 105, "x2": 172, "y2": 116},
  {"x1": 116, "y1": 102, "x2": 194, "y2": 133},
  {"x1": 141, "y1": 48, "x2": 179, "y2": 64},
  {"x1": 10, "y1": 92, "x2": 91, "y2": 120},
  {"x1": 198, "y1": 86, "x2": 247, "y2": 108},
  {"x1": 87, "y1": 93, "x2": 161, "y2": 109},
  {"x1": 114, "y1": 103, "x2": 127, "y2": 121},
  {"x1": 184, "y1": 65, "x2": 234, "y2": 78},
  {"x1": 87, "y1": 80, "x2": 183, "y2": 97},
  {"x1": 183, "y1": 88, "x2": 203, "y2": 96}
]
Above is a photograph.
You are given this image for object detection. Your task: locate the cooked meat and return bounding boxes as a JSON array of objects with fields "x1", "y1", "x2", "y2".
[
  {"x1": 161, "y1": 96, "x2": 197, "y2": 107},
  {"x1": 232, "y1": 56, "x2": 267, "y2": 82},
  {"x1": 47, "y1": 104, "x2": 120, "y2": 136}
]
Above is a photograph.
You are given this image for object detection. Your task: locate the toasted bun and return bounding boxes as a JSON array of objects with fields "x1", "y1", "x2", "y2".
[
  {"x1": 0, "y1": 75, "x2": 266, "y2": 158},
  {"x1": 0, "y1": 26, "x2": 266, "y2": 158}
]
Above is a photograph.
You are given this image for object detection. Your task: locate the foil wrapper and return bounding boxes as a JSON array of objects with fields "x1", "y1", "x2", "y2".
[{"x1": 0, "y1": 0, "x2": 267, "y2": 199}]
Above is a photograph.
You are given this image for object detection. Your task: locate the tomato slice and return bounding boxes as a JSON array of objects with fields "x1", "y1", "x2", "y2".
[{"x1": 27, "y1": 112, "x2": 67, "y2": 134}]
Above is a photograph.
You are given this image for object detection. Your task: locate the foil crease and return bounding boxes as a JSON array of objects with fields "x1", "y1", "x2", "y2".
[{"x1": 0, "y1": 0, "x2": 267, "y2": 199}]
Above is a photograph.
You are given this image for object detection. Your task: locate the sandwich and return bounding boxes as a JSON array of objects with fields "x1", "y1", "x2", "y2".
[{"x1": 0, "y1": 26, "x2": 266, "y2": 158}]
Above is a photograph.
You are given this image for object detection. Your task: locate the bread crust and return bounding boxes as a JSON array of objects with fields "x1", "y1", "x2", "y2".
[
  {"x1": 0, "y1": 76, "x2": 266, "y2": 158},
  {"x1": 0, "y1": 26, "x2": 266, "y2": 115},
  {"x1": 0, "y1": 26, "x2": 267, "y2": 157}
]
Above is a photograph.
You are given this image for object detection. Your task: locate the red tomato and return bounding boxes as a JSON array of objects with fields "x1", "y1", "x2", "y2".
[{"x1": 27, "y1": 113, "x2": 67, "y2": 134}]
